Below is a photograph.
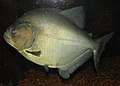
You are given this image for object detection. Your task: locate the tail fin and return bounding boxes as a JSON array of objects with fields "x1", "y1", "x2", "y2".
[
  {"x1": 94, "y1": 32, "x2": 114, "y2": 70},
  {"x1": 96, "y1": 32, "x2": 114, "y2": 46}
]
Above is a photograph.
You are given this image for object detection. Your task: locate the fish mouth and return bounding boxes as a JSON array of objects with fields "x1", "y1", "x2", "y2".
[
  {"x1": 3, "y1": 32, "x2": 16, "y2": 48},
  {"x1": 3, "y1": 32, "x2": 11, "y2": 43}
]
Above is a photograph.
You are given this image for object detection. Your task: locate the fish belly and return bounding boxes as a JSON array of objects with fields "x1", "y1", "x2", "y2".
[{"x1": 39, "y1": 37, "x2": 92, "y2": 68}]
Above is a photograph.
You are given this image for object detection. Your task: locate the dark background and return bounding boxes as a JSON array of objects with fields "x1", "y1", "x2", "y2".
[{"x1": 0, "y1": 0, "x2": 120, "y2": 85}]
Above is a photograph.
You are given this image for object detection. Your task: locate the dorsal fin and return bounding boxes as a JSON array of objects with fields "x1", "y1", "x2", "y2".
[{"x1": 61, "y1": 6, "x2": 85, "y2": 29}]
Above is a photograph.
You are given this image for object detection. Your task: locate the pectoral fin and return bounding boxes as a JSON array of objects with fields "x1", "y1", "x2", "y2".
[{"x1": 25, "y1": 50, "x2": 41, "y2": 56}]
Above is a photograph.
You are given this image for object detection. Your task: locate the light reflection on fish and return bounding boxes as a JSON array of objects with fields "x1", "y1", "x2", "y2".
[{"x1": 3, "y1": 6, "x2": 114, "y2": 79}]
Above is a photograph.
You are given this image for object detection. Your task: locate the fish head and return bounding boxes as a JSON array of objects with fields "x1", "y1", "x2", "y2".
[{"x1": 3, "y1": 21, "x2": 34, "y2": 51}]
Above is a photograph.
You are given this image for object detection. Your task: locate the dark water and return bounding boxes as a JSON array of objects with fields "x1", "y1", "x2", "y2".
[{"x1": 0, "y1": 0, "x2": 120, "y2": 85}]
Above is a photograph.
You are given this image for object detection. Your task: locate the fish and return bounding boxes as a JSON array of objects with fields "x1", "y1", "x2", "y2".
[{"x1": 3, "y1": 6, "x2": 114, "y2": 79}]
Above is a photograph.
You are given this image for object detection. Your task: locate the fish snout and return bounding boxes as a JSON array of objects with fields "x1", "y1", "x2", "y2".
[{"x1": 3, "y1": 32, "x2": 11, "y2": 42}]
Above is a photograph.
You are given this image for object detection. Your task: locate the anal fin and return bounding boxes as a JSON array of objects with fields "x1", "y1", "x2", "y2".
[{"x1": 58, "y1": 49, "x2": 92, "y2": 79}]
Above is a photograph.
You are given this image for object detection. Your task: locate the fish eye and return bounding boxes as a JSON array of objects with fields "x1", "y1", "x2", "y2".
[{"x1": 10, "y1": 28, "x2": 16, "y2": 35}]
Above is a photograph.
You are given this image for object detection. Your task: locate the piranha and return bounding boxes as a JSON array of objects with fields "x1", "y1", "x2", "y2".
[{"x1": 3, "y1": 6, "x2": 114, "y2": 79}]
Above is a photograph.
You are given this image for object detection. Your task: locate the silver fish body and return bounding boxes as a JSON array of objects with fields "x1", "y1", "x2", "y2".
[{"x1": 3, "y1": 6, "x2": 114, "y2": 79}]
